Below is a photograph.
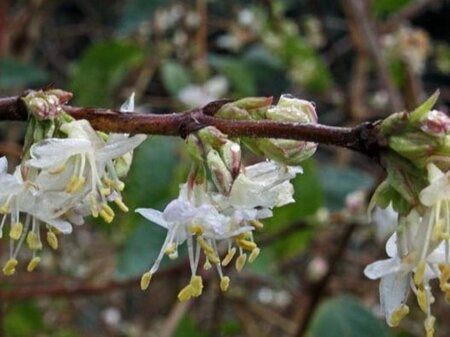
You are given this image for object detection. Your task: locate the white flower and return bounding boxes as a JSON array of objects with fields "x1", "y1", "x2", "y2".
[
  {"x1": 365, "y1": 209, "x2": 446, "y2": 335},
  {"x1": 27, "y1": 119, "x2": 146, "y2": 222}
]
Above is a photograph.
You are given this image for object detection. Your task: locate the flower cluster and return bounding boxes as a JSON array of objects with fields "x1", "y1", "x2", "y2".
[
  {"x1": 0, "y1": 90, "x2": 146, "y2": 275},
  {"x1": 136, "y1": 95, "x2": 315, "y2": 300},
  {"x1": 367, "y1": 92, "x2": 450, "y2": 337}
]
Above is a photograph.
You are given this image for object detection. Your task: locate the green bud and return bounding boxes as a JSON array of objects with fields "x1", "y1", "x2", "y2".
[
  {"x1": 389, "y1": 133, "x2": 438, "y2": 168},
  {"x1": 267, "y1": 94, "x2": 317, "y2": 123},
  {"x1": 197, "y1": 127, "x2": 227, "y2": 149},
  {"x1": 206, "y1": 149, "x2": 233, "y2": 194},
  {"x1": 186, "y1": 134, "x2": 205, "y2": 162},
  {"x1": 219, "y1": 140, "x2": 241, "y2": 179}
]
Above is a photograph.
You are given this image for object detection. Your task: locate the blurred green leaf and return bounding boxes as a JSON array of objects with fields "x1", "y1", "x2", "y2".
[
  {"x1": 118, "y1": 0, "x2": 166, "y2": 35},
  {"x1": 161, "y1": 61, "x2": 192, "y2": 96},
  {"x1": 69, "y1": 40, "x2": 145, "y2": 106},
  {"x1": 5, "y1": 301, "x2": 46, "y2": 337},
  {"x1": 0, "y1": 58, "x2": 49, "y2": 89},
  {"x1": 309, "y1": 296, "x2": 392, "y2": 337},
  {"x1": 262, "y1": 160, "x2": 322, "y2": 258},
  {"x1": 116, "y1": 136, "x2": 182, "y2": 278},
  {"x1": 373, "y1": 0, "x2": 412, "y2": 17},
  {"x1": 209, "y1": 55, "x2": 257, "y2": 96},
  {"x1": 173, "y1": 315, "x2": 208, "y2": 337},
  {"x1": 318, "y1": 165, "x2": 374, "y2": 211}
]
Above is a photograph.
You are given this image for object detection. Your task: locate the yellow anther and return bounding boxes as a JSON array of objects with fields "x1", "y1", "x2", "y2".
[
  {"x1": 249, "y1": 248, "x2": 260, "y2": 263},
  {"x1": 47, "y1": 231, "x2": 58, "y2": 250},
  {"x1": 177, "y1": 284, "x2": 193, "y2": 302},
  {"x1": 164, "y1": 243, "x2": 177, "y2": 255},
  {"x1": 114, "y1": 198, "x2": 129, "y2": 212},
  {"x1": 237, "y1": 239, "x2": 257, "y2": 251},
  {"x1": 100, "y1": 187, "x2": 111, "y2": 196},
  {"x1": 140, "y1": 271, "x2": 153, "y2": 290},
  {"x1": 425, "y1": 316, "x2": 436, "y2": 337},
  {"x1": 414, "y1": 260, "x2": 426, "y2": 286},
  {"x1": 89, "y1": 196, "x2": 99, "y2": 218},
  {"x1": 48, "y1": 165, "x2": 66, "y2": 174},
  {"x1": 417, "y1": 287, "x2": 428, "y2": 313},
  {"x1": 65, "y1": 176, "x2": 77, "y2": 193},
  {"x1": 388, "y1": 304, "x2": 409, "y2": 327},
  {"x1": 113, "y1": 180, "x2": 125, "y2": 191},
  {"x1": 438, "y1": 264, "x2": 450, "y2": 291},
  {"x1": 99, "y1": 210, "x2": 114, "y2": 223},
  {"x1": 0, "y1": 202, "x2": 10, "y2": 214},
  {"x1": 27, "y1": 257, "x2": 41, "y2": 272},
  {"x1": 205, "y1": 251, "x2": 220, "y2": 264},
  {"x1": 102, "y1": 204, "x2": 115, "y2": 217},
  {"x1": 9, "y1": 222, "x2": 23, "y2": 240},
  {"x1": 190, "y1": 275, "x2": 203, "y2": 297},
  {"x1": 235, "y1": 253, "x2": 247, "y2": 272},
  {"x1": 197, "y1": 236, "x2": 214, "y2": 254},
  {"x1": 2, "y1": 258, "x2": 18, "y2": 276},
  {"x1": 222, "y1": 247, "x2": 236, "y2": 267},
  {"x1": 188, "y1": 225, "x2": 203, "y2": 235},
  {"x1": 71, "y1": 176, "x2": 86, "y2": 193},
  {"x1": 250, "y1": 219, "x2": 264, "y2": 229},
  {"x1": 203, "y1": 259, "x2": 212, "y2": 270},
  {"x1": 26, "y1": 232, "x2": 42, "y2": 250},
  {"x1": 220, "y1": 276, "x2": 230, "y2": 292}
]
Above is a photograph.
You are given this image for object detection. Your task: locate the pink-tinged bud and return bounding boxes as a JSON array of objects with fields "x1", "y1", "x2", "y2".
[
  {"x1": 45, "y1": 89, "x2": 73, "y2": 105},
  {"x1": 206, "y1": 150, "x2": 233, "y2": 194},
  {"x1": 22, "y1": 90, "x2": 71, "y2": 120},
  {"x1": 219, "y1": 140, "x2": 241, "y2": 179},
  {"x1": 186, "y1": 134, "x2": 205, "y2": 162},
  {"x1": 419, "y1": 110, "x2": 450, "y2": 137}
]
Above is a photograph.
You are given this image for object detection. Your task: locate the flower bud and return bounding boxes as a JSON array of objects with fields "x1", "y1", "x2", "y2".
[
  {"x1": 22, "y1": 90, "x2": 69, "y2": 120},
  {"x1": 419, "y1": 110, "x2": 450, "y2": 137},
  {"x1": 267, "y1": 94, "x2": 317, "y2": 123},
  {"x1": 206, "y1": 149, "x2": 233, "y2": 194},
  {"x1": 219, "y1": 140, "x2": 241, "y2": 179},
  {"x1": 185, "y1": 134, "x2": 205, "y2": 162},
  {"x1": 197, "y1": 127, "x2": 227, "y2": 149}
]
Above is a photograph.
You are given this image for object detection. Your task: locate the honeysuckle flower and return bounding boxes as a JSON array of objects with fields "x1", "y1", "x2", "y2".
[
  {"x1": 27, "y1": 119, "x2": 146, "y2": 223},
  {"x1": 365, "y1": 209, "x2": 448, "y2": 337},
  {"x1": 136, "y1": 190, "x2": 246, "y2": 300}
]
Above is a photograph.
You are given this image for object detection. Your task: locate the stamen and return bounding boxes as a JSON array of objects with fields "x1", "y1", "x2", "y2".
[
  {"x1": 9, "y1": 222, "x2": 23, "y2": 240},
  {"x1": 2, "y1": 258, "x2": 18, "y2": 276},
  {"x1": 140, "y1": 271, "x2": 153, "y2": 290},
  {"x1": 388, "y1": 304, "x2": 409, "y2": 327},
  {"x1": 249, "y1": 248, "x2": 260, "y2": 263},
  {"x1": 114, "y1": 198, "x2": 129, "y2": 212},
  {"x1": 222, "y1": 247, "x2": 236, "y2": 266},
  {"x1": 47, "y1": 231, "x2": 58, "y2": 250},
  {"x1": 26, "y1": 232, "x2": 42, "y2": 250},
  {"x1": 27, "y1": 256, "x2": 41, "y2": 272},
  {"x1": 220, "y1": 276, "x2": 230, "y2": 292},
  {"x1": 236, "y1": 253, "x2": 247, "y2": 272}
]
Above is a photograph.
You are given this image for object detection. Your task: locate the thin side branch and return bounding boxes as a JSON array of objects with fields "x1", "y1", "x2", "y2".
[{"x1": 0, "y1": 95, "x2": 382, "y2": 157}]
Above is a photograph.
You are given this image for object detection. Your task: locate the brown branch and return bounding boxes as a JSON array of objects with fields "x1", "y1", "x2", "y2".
[
  {"x1": 0, "y1": 95, "x2": 382, "y2": 157},
  {"x1": 342, "y1": 0, "x2": 404, "y2": 112},
  {"x1": 293, "y1": 223, "x2": 356, "y2": 337}
]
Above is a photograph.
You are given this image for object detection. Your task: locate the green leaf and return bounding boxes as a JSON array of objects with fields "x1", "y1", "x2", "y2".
[
  {"x1": 209, "y1": 55, "x2": 257, "y2": 96},
  {"x1": 0, "y1": 58, "x2": 49, "y2": 89},
  {"x1": 317, "y1": 166, "x2": 374, "y2": 211},
  {"x1": 118, "y1": 0, "x2": 166, "y2": 35},
  {"x1": 309, "y1": 296, "x2": 392, "y2": 337},
  {"x1": 5, "y1": 301, "x2": 46, "y2": 337},
  {"x1": 116, "y1": 137, "x2": 182, "y2": 278},
  {"x1": 373, "y1": 0, "x2": 412, "y2": 17},
  {"x1": 160, "y1": 61, "x2": 192, "y2": 96},
  {"x1": 69, "y1": 40, "x2": 145, "y2": 106},
  {"x1": 409, "y1": 90, "x2": 440, "y2": 123}
]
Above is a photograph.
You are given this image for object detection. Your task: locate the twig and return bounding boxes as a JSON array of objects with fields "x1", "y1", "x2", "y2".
[
  {"x1": 342, "y1": 0, "x2": 404, "y2": 112},
  {"x1": 293, "y1": 223, "x2": 356, "y2": 337},
  {"x1": 0, "y1": 95, "x2": 383, "y2": 156},
  {"x1": 159, "y1": 300, "x2": 191, "y2": 337}
]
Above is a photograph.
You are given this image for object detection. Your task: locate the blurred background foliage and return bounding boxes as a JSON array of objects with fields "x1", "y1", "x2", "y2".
[{"x1": 0, "y1": 0, "x2": 449, "y2": 336}]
